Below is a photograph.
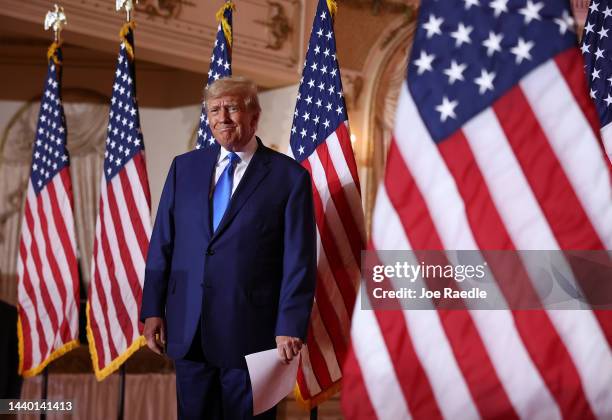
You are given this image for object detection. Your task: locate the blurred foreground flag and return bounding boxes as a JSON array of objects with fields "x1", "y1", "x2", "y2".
[
  {"x1": 581, "y1": 0, "x2": 612, "y2": 162},
  {"x1": 195, "y1": 1, "x2": 235, "y2": 150},
  {"x1": 289, "y1": 0, "x2": 365, "y2": 409},
  {"x1": 87, "y1": 22, "x2": 152, "y2": 380},
  {"x1": 17, "y1": 42, "x2": 80, "y2": 377},
  {"x1": 342, "y1": 0, "x2": 612, "y2": 419}
]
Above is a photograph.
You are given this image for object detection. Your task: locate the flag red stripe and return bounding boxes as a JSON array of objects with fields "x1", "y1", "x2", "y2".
[
  {"x1": 35, "y1": 193, "x2": 70, "y2": 344},
  {"x1": 302, "y1": 160, "x2": 357, "y2": 312},
  {"x1": 90, "y1": 237, "x2": 119, "y2": 364},
  {"x1": 18, "y1": 304, "x2": 34, "y2": 371},
  {"x1": 133, "y1": 152, "x2": 152, "y2": 209},
  {"x1": 119, "y1": 168, "x2": 149, "y2": 262},
  {"x1": 56, "y1": 171, "x2": 79, "y2": 284},
  {"x1": 296, "y1": 360, "x2": 312, "y2": 400},
  {"x1": 315, "y1": 142, "x2": 363, "y2": 265},
  {"x1": 106, "y1": 182, "x2": 143, "y2": 308},
  {"x1": 98, "y1": 197, "x2": 134, "y2": 345},
  {"x1": 19, "y1": 238, "x2": 49, "y2": 362},
  {"x1": 92, "y1": 264, "x2": 119, "y2": 365},
  {"x1": 18, "y1": 239, "x2": 46, "y2": 367},
  {"x1": 24, "y1": 204, "x2": 60, "y2": 337},
  {"x1": 554, "y1": 49, "x2": 612, "y2": 170},
  {"x1": 335, "y1": 123, "x2": 361, "y2": 192},
  {"x1": 366, "y1": 239, "x2": 445, "y2": 419},
  {"x1": 384, "y1": 139, "x2": 519, "y2": 419},
  {"x1": 439, "y1": 131, "x2": 596, "y2": 419},
  {"x1": 375, "y1": 309, "x2": 444, "y2": 419},
  {"x1": 494, "y1": 86, "x2": 605, "y2": 250},
  {"x1": 313, "y1": 270, "x2": 348, "y2": 363},
  {"x1": 341, "y1": 345, "x2": 378, "y2": 420},
  {"x1": 305, "y1": 325, "x2": 333, "y2": 389}
]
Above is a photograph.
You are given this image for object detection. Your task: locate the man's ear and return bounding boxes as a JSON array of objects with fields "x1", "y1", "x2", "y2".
[{"x1": 251, "y1": 111, "x2": 261, "y2": 130}]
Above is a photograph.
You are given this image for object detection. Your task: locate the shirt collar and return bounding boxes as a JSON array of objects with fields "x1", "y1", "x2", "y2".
[{"x1": 218, "y1": 135, "x2": 258, "y2": 165}]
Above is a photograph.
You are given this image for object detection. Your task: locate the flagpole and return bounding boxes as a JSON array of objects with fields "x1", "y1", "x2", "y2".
[
  {"x1": 310, "y1": 406, "x2": 318, "y2": 419},
  {"x1": 117, "y1": 364, "x2": 126, "y2": 420},
  {"x1": 40, "y1": 367, "x2": 48, "y2": 420},
  {"x1": 39, "y1": 8, "x2": 66, "y2": 420}
]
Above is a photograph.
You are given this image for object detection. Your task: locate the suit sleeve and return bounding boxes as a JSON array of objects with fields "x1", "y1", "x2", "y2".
[
  {"x1": 140, "y1": 158, "x2": 176, "y2": 322},
  {"x1": 275, "y1": 169, "x2": 317, "y2": 340}
]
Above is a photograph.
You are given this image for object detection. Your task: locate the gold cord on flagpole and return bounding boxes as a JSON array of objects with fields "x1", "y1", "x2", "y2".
[
  {"x1": 216, "y1": 1, "x2": 236, "y2": 47},
  {"x1": 44, "y1": 4, "x2": 67, "y2": 64},
  {"x1": 119, "y1": 21, "x2": 137, "y2": 60},
  {"x1": 326, "y1": 0, "x2": 338, "y2": 18}
]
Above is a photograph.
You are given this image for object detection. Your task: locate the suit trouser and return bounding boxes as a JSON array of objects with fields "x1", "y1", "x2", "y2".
[{"x1": 174, "y1": 324, "x2": 277, "y2": 420}]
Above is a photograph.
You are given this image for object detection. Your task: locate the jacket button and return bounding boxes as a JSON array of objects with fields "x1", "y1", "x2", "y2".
[{"x1": 206, "y1": 249, "x2": 215, "y2": 256}]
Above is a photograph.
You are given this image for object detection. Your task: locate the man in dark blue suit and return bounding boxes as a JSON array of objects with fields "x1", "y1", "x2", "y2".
[{"x1": 140, "y1": 77, "x2": 317, "y2": 419}]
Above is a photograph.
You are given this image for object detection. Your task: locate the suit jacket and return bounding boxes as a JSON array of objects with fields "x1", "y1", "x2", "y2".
[{"x1": 140, "y1": 139, "x2": 317, "y2": 368}]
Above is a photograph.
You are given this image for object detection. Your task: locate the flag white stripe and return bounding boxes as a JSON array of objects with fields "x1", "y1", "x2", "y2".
[
  {"x1": 26, "y1": 188, "x2": 64, "y2": 343},
  {"x1": 300, "y1": 345, "x2": 323, "y2": 395},
  {"x1": 16, "y1": 243, "x2": 42, "y2": 366},
  {"x1": 92, "y1": 216, "x2": 126, "y2": 365},
  {"x1": 20, "y1": 203, "x2": 53, "y2": 362},
  {"x1": 326, "y1": 132, "x2": 366, "y2": 242},
  {"x1": 40, "y1": 185, "x2": 78, "y2": 339},
  {"x1": 351, "y1": 290, "x2": 412, "y2": 420},
  {"x1": 393, "y1": 84, "x2": 477, "y2": 249},
  {"x1": 464, "y1": 95, "x2": 612, "y2": 417},
  {"x1": 310, "y1": 301, "x2": 342, "y2": 382},
  {"x1": 109, "y1": 181, "x2": 144, "y2": 343},
  {"x1": 315, "y1": 231, "x2": 351, "y2": 339},
  {"x1": 545, "y1": 310, "x2": 612, "y2": 417},
  {"x1": 372, "y1": 185, "x2": 480, "y2": 419},
  {"x1": 520, "y1": 61, "x2": 612, "y2": 248},
  {"x1": 50, "y1": 176, "x2": 79, "y2": 339},
  {"x1": 100, "y1": 181, "x2": 139, "y2": 329},
  {"x1": 111, "y1": 174, "x2": 146, "y2": 282},
  {"x1": 125, "y1": 158, "x2": 152, "y2": 236},
  {"x1": 394, "y1": 88, "x2": 566, "y2": 418},
  {"x1": 89, "y1": 257, "x2": 113, "y2": 368},
  {"x1": 308, "y1": 153, "x2": 360, "y2": 275},
  {"x1": 54, "y1": 173, "x2": 78, "y2": 250},
  {"x1": 600, "y1": 122, "x2": 612, "y2": 162}
]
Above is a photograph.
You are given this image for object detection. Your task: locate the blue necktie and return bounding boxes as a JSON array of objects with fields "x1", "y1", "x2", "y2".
[{"x1": 212, "y1": 152, "x2": 240, "y2": 231}]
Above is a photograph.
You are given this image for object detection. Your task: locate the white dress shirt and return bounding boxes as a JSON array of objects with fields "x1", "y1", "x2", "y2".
[{"x1": 213, "y1": 135, "x2": 258, "y2": 196}]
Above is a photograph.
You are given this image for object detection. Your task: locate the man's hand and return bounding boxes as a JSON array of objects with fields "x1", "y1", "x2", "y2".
[
  {"x1": 275, "y1": 336, "x2": 303, "y2": 364},
  {"x1": 143, "y1": 317, "x2": 166, "y2": 355}
]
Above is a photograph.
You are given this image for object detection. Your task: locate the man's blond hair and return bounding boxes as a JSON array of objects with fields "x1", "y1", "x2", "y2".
[{"x1": 204, "y1": 76, "x2": 261, "y2": 114}]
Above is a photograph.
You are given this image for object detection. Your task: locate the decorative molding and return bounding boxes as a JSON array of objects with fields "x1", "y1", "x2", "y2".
[
  {"x1": 0, "y1": 0, "x2": 305, "y2": 87},
  {"x1": 135, "y1": 0, "x2": 195, "y2": 21},
  {"x1": 341, "y1": 70, "x2": 364, "y2": 110},
  {"x1": 254, "y1": 1, "x2": 295, "y2": 51}
]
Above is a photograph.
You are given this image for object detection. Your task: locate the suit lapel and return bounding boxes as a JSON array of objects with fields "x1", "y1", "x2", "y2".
[
  {"x1": 198, "y1": 144, "x2": 220, "y2": 241},
  {"x1": 212, "y1": 140, "x2": 271, "y2": 239}
]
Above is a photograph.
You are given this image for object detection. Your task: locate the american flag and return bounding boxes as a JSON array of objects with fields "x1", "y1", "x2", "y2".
[
  {"x1": 289, "y1": 0, "x2": 365, "y2": 408},
  {"x1": 581, "y1": 0, "x2": 612, "y2": 162},
  {"x1": 86, "y1": 24, "x2": 152, "y2": 380},
  {"x1": 17, "y1": 43, "x2": 80, "y2": 377},
  {"x1": 343, "y1": 0, "x2": 612, "y2": 419},
  {"x1": 195, "y1": 1, "x2": 234, "y2": 150}
]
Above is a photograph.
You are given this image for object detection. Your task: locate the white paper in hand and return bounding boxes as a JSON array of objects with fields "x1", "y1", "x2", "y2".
[{"x1": 245, "y1": 348, "x2": 299, "y2": 415}]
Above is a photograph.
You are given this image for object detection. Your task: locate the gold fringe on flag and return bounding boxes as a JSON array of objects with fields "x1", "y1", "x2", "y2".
[
  {"x1": 326, "y1": 0, "x2": 338, "y2": 18},
  {"x1": 119, "y1": 21, "x2": 137, "y2": 60},
  {"x1": 216, "y1": 1, "x2": 236, "y2": 47},
  {"x1": 47, "y1": 41, "x2": 62, "y2": 65}
]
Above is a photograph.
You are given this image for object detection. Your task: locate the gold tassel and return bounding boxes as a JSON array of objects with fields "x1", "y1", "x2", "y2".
[
  {"x1": 47, "y1": 41, "x2": 62, "y2": 66},
  {"x1": 326, "y1": 0, "x2": 338, "y2": 18},
  {"x1": 215, "y1": 1, "x2": 236, "y2": 47},
  {"x1": 119, "y1": 21, "x2": 137, "y2": 60}
]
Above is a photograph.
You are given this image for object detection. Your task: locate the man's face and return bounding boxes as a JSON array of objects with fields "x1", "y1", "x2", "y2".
[{"x1": 207, "y1": 95, "x2": 259, "y2": 151}]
